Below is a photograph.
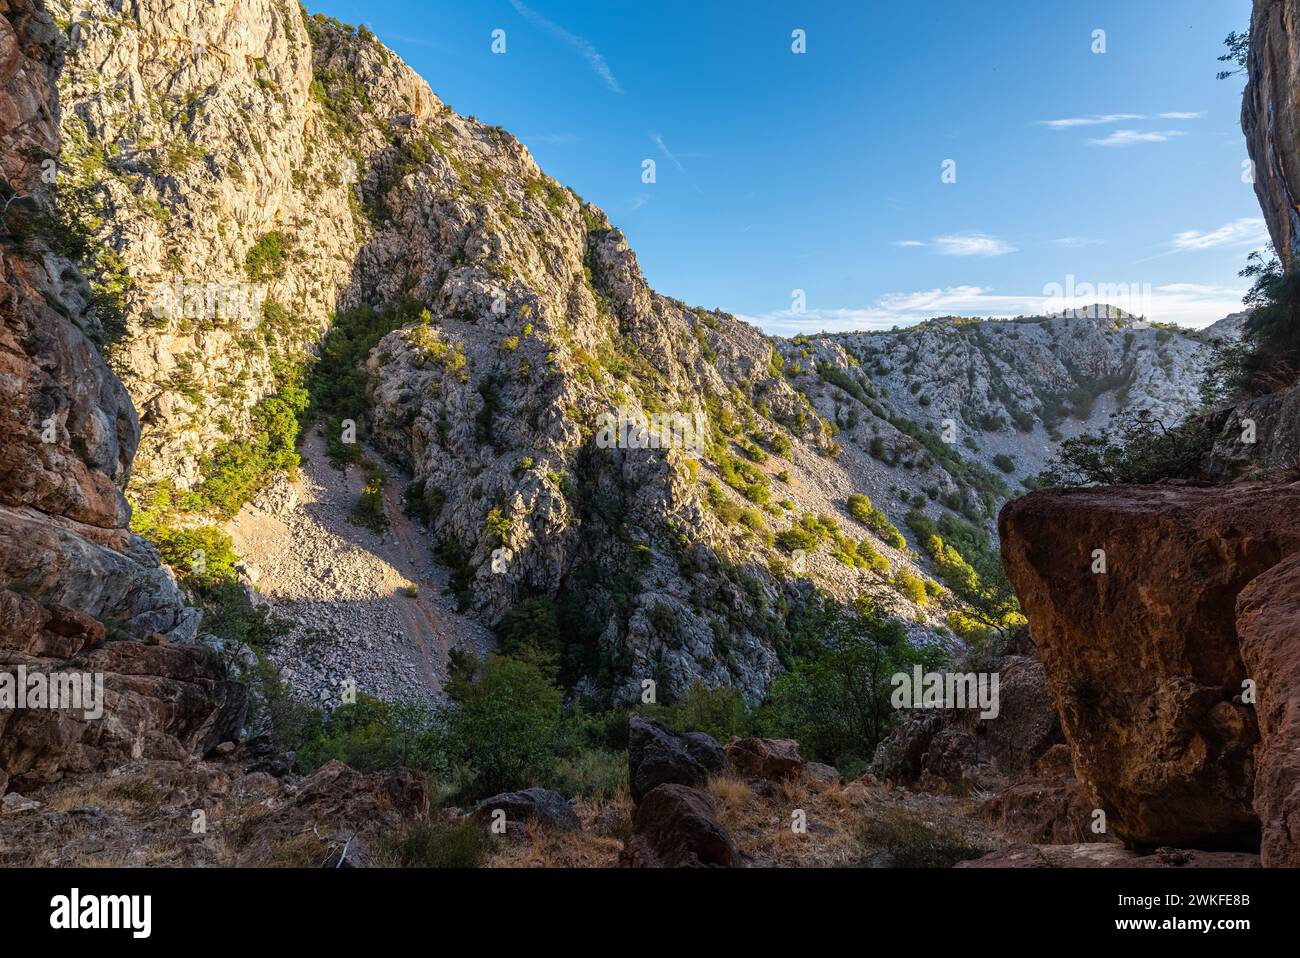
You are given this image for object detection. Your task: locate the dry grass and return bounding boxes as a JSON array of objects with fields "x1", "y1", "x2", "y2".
[
  {"x1": 858, "y1": 805, "x2": 992, "y2": 868},
  {"x1": 706, "y1": 774, "x2": 752, "y2": 815},
  {"x1": 483, "y1": 792, "x2": 633, "y2": 868},
  {"x1": 260, "y1": 830, "x2": 333, "y2": 868}
]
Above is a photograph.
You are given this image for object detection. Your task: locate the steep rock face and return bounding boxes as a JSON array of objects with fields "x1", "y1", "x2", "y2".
[
  {"x1": 1237, "y1": 551, "x2": 1300, "y2": 866},
  {"x1": 0, "y1": 0, "x2": 242, "y2": 792},
  {"x1": 999, "y1": 481, "x2": 1300, "y2": 849},
  {"x1": 1245, "y1": 0, "x2": 1300, "y2": 266},
  {"x1": 48, "y1": 0, "x2": 371, "y2": 489}
]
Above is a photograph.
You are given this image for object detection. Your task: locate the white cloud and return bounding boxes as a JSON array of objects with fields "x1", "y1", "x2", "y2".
[
  {"x1": 1037, "y1": 113, "x2": 1145, "y2": 128},
  {"x1": 1089, "y1": 129, "x2": 1186, "y2": 147},
  {"x1": 1052, "y1": 236, "x2": 1104, "y2": 248},
  {"x1": 1159, "y1": 111, "x2": 1205, "y2": 119},
  {"x1": 650, "y1": 132, "x2": 687, "y2": 173},
  {"x1": 1169, "y1": 217, "x2": 1269, "y2": 251},
  {"x1": 739, "y1": 282, "x2": 1247, "y2": 335},
  {"x1": 932, "y1": 234, "x2": 1018, "y2": 257},
  {"x1": 892, "y1": 235, "x2": 1017, "y2": 256},
  {"x1": 510, "y1": 0, "x2": 623, "y2": 93}
]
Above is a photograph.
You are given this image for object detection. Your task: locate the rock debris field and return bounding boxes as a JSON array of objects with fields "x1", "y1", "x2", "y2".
[{"x1": 225, "y1": 426, "x2": 493, "y2": 710}]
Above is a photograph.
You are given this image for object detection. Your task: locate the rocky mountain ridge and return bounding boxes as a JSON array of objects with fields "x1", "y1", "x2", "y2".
[{"x1": 37, "y1": 0, "x2": 1237, "y2": 708}]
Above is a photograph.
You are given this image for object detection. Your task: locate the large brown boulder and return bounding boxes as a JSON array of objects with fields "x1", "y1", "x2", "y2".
[
  {"x1": 620, "y1": 783, "x2": 737, "y2": 868},
  {"x1": 725, "y1": 737, "x2": 805, "y2": 780},
  {"x1": 1000, "y1": 481, "x2": 1300, "y2": 850},
  {"x1": 1237, "y1": 551, "x2": 1300, "y2": 867}
]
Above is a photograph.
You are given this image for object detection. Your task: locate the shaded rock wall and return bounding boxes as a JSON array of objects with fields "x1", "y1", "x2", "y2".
[{"x1": 1000, "y1": 481, "x2": 1300, "y2": 850}]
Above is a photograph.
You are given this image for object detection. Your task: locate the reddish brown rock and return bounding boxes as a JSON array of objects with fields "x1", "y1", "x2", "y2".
[
  {"x1": 725, "y1": 736, "x2": 805, "y2": 780},
  {"x1": 981, "y1": 778, "x2": 1101, "y2": 845},
  {"x1": 1244, "y1": 0, "x2": 1300, "y2": 266},
  {"x1": 620, "y1": 783, "x2": 737, "y2": 868},
  {"x1": 1237, "y1": 551, "x2": 1300, "y2": 867},
  {"x1": 1000, "y1": 481, "x2": 1300, "y2": 850},
  {"x1": 228, "y1": 760, "x2": 429, "y2": 866},
  {"x1": 0, "y1": 588, "x2": 245, "y2": 792}
]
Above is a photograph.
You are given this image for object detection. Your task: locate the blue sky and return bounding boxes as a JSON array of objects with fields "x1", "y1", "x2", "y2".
[{"x1": 309, "y1": 0, "x2": 1260, "y2": 332}]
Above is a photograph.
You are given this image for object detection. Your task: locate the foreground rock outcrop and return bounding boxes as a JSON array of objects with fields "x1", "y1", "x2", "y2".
[
  {"x1": 620, "y1": 783, "x2": 738, "y2": 868},
  {"x1": 1237, "y1": 551, "x2": 1300, "y2": 866},
  {"x1": 1000, "y1": 480, "x2": 1300, "y2": 851},
  {"x1": 628, "y1": 713, "x2": 724, "y2": 802},
  {"x1": 1, "y1": 0, "x2": 242, "y2": 794}
]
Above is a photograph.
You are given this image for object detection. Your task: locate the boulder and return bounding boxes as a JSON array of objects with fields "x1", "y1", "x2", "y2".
[
  {"x1": 1237, "y1": 551, "x2": 1300, "y2": 867},
  {"x1": 323, "y1": 837, "x2": 371, "y2": 869},
  {"x1": 1000, "y1": 481, "x2": 1300, "y2": 849},
  {"x1": 873, "y1": 652, "x2": 1072, "y2": 806},
  {"x1": 981, "y1": 779, "x2": 1101, "y2": 845},
  {"x1": 0, "y1": 589, "x2": 247, "y2": 791},
  {"x1": 628, "y1": 714, "x2": 714, "y2": 802},
  {"x1": 472, "y1": 787, "x2": 581, "y2": 832},
  {"x1": 680, "y1": 730, "x2": 727, "y2": 773},
  {"x1": 725, "y1": 737, "x2": 805, "y2": 780},
  {"x1": 620, "y1": 784, "x2": 737, "y2": 868},
  {"x1": 1, "y1": 791, "x2": 39, "y2": 814},
  {"x1": 235, "y1": 760, "x2": 429, "y2": 860}
]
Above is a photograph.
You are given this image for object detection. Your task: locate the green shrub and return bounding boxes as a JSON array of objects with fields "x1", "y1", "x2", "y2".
[
  {"x1": 351, "y1": 468, "x2": 389, "y2": 532},
  {"x1": 679, "y1": 681, "x2": 751, "y2": 741},
  {"x1": 892, "y1": 570, "x2": 928, "y2": 605},
  {"x1": 499, "y1": 596, "x2": 562, "y2": 660},
  {"x1": 444, "y1": 654, "x2": 564, "y2": 801},
  {"x1": 293, "y1": 695, "x2": 447, "y2": 776},
  {"x1": 1039, "y1": 409, "x2": 1217, "y2": 487},
  {"x1": 193, "y1": 384, "x2": 309, "y2": 517},
  {"x1": 485, "y1": 507, "x2": 512, "y2": 544},
  {"x1": 776, "y1": 524, "x2": 820, "y2": 553},
  {"x1": 765, "y1": 594, "x2": 946, "y2": 767},
  {"x1": 379, "y1": 819, "x2": 489, "y2": 868},
  {"x1": 244, "y1": 231, "x2": 290, "y2": 281}
]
